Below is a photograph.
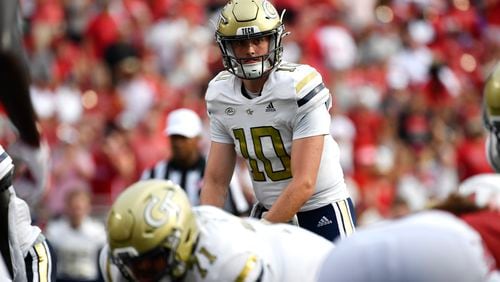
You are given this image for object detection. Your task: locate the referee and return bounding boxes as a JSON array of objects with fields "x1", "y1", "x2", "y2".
[{"x1": 141, "y1": 108, "x2": 250, "y2": 215}]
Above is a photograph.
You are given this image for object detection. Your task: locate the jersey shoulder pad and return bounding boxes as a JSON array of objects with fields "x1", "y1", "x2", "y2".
[
  {"x1": 206, "y1": 71, "x2": 234, "y2": 102},
  {"x1": 291, "y1": 64, "x2": 325, "y2": 97},
  {"x1": 284, "y1": 64, "x2": 329, "y2": 110}
]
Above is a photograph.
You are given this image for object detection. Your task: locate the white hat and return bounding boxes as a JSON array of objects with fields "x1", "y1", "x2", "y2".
[{"x1": 165, "y1": 109, "x2": 202, "y2": 138}]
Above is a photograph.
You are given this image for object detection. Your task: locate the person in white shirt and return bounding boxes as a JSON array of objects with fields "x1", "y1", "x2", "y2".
[
  {"x1": 99, "y1": 179, "x2": 333, "y2": 282},
  {"x1": 45, "y1": 188, "x2": 106, "y2": 281},
  {"x1": 200, "y1": 0, "x2": 355, "y2": 242}
]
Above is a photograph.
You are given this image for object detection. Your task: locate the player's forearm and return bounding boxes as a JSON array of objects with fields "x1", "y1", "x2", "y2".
[
  {"x1": 200, "y1": 180, "x2": 228, "y2": 207},
  {"x1": 264, "y1": 179, "x2": 315, "y2": 223}
]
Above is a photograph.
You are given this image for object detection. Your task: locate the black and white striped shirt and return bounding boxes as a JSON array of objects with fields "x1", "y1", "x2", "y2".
[{"x1": 140, "y1": 157, "x2": 249, "y2": 215}]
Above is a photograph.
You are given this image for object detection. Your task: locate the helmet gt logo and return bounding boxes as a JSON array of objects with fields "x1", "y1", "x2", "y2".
[{"x1": 144, "y1": 190, "x2": 179, "y2": 228}]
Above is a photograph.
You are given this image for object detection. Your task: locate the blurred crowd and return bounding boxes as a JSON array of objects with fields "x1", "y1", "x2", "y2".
[{"x1": 1, "y1": 0, "x2": 499, "y2": 228}]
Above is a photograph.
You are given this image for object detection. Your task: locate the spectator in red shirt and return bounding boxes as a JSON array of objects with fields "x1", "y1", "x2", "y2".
[
  {"x1": 456, "y1": 114, "x2": 494, "y2": 181},
  {"x1": 84, "y1": 2, "x2": 120, "y2": 58}
]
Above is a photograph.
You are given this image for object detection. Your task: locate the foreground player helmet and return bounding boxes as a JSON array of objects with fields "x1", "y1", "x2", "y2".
[
  {"x1": 483, "y1": 63, "x2": 500, "y2": 172},
  {"x1": 107, "y1": 180, "x2": 199, "y2": 281},
  {"x1": 216, "y1": 0, "x2": 286, "y2": 79}
]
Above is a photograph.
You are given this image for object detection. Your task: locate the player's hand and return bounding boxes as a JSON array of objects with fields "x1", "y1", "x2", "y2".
[
  {"x1": 8, "y1": 140, "x2": 49, "y2": 206},
  {"x1": 260, "y1": 217, "x2": 272, "y2": 224},
  {"x1": 260, "y1": 212, "x2": 299, "y2": 226}
]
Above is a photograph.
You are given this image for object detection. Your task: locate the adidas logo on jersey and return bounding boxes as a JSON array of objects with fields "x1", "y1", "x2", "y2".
[
  {"x1": 317, "y1": 216, "x2": 333, "y2": 228},
  {"x1": 266, "y1": 102, "x2": 276, "y2": 112}
]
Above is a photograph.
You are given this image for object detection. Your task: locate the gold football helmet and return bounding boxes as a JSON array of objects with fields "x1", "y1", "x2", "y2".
[
  {"x1": 106, "y1": 179, "x2": 199, "y2": 281},
  {"x1": 216, "y1": 0, "x2": 286, "y2": 79},
  {"x1": 484, "y1": 63, "x2": 500, "y2": 172}
]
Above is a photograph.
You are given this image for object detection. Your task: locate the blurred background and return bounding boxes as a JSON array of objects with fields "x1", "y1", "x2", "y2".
[{"x1": 1, "y1": 0, "x2": 499, "y2": 228}]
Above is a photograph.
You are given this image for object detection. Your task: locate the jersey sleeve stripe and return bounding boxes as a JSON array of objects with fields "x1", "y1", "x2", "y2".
[
  {"x1": 297, "y1": 83, "x2": 326, "y2": 107},
  {"x1": 295, "y1": 71, "x2": 319, "y2": 94},
  {"x1": 33, "y1": 241, "x2": 50, "y2": 282},
  {"x1": 235, "y1": 255, "x2": 258, "y2": 282}
]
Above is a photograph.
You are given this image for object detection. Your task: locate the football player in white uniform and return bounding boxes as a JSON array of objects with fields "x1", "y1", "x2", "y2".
[
  {"x1": 200, "y1": 0, "x2": 355, "y2": 241},
  {"x1": 317, "y1": 210, "x2": 498, "y2": 282},
  {"x1": 0, "y1": 146, "x2": 55, "y2": 281},
  {"x1": 99, "y1": 179, "x2": 333, "y2": 282},
  {"x1": 484, "y1": 62, "x2": 500, "y2": 173},
  {"x1": 1, "y1": 1, "x2": 53, "y2": 280}
]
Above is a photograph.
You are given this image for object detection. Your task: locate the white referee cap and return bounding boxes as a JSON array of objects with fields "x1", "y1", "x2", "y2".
[{"x1": 165, "y1": 109, "x2": 202, "y2": 138}]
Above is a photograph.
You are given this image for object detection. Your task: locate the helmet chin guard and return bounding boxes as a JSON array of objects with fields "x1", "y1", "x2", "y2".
[{"x1": 228, "y1": 53, "x2": 274, "y2": 80}]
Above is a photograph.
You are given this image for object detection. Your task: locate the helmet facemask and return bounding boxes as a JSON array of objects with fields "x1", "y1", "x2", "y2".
[
  {"x1": 216, "y1": 25, "x2": 284, "y2": 80},
  {"x1": 111, "y1": 229, "x2": 187, "y2": 282}
]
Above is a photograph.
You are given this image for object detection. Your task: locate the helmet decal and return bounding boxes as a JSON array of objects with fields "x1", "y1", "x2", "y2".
[
  {"x1": 262, "y1": 1, "x2": 278, "y2": 19},
  {"x1": 144, "y1": 190, "x2": 179, "y2": 228},
  {"x1": 236, "y1": 26, "x2": 261, "y2": 36}
]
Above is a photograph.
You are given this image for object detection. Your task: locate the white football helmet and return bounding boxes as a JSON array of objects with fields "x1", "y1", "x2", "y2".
[{"x1": 216, "y1": 0, "x2": 287, "y2": 80}]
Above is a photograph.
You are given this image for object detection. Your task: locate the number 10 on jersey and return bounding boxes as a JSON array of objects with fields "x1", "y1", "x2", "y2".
[{"x1": 233, "y1": 126, "x2": 292, "y2": 182}]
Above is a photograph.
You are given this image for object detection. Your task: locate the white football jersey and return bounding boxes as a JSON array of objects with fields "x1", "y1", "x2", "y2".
[
  {"x1": 45, "y1": 217, "x2": 107, "y2": 279},
  {"x1": 100, "y1": 206, "x2": 333, "y2": 282},
  {"x1": 318, "y1": 211, "x2": 497, "y2": 282},
  {"x1": 206, "y1": 62, "x2": 349, "y2": 211},
  {"x1": 0, "y1": 256, "x2": 10, "y2": 282}
]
